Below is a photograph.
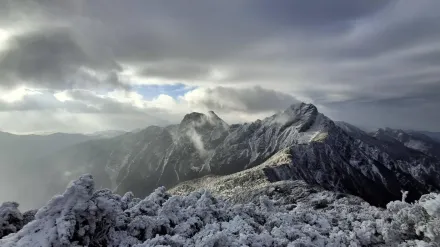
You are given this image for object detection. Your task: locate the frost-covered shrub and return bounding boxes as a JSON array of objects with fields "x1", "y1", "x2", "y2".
[
  {"x1": 22, "y1": 209, "x2": 37, "y2": 226},
  {"x1": 1, "y1": 174, "x2": 440, "y2": 246},
  {"x1": 0, "y1": 202, "x2": 23, "y2": 238}
]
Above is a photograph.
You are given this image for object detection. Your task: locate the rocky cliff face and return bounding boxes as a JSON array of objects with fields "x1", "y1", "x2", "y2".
[
  {"x1": 208, "y1": 103, "x2": 330, "y2": 175},
  {"x1": 31, "y1": 102, "x2": 440, "y2": 207}
]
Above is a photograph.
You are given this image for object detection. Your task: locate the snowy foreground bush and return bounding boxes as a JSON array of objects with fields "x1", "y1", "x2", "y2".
[{"x1": 1, "y1": 175, "x2": 440, "y2": 246}]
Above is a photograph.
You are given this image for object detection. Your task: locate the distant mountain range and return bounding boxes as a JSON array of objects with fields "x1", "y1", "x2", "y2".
[
  {"x1": 370, "y1": 128, "x2": 440, "y2": 159},
  {"x1": 0, "y1": 131, "x2": 94, "y2": 165},
  {"x1": 415, "y1": 130, "x2": 440, "y2": 142},
  {"x1": 87, "y1": 130, "x2": 128, "y2": 139},
  {"x1": 0, "y1": 131, "x2": 126, "y2": 209},
  {"x1": 2, "y1": 102, "x2": 437, "y2": 210}
]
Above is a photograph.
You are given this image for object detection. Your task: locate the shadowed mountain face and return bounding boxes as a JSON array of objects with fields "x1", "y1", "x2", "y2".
[
  {"x1": 416, "y1": 131, "x2": 440, "y2": 142},
  {"x1": 18, "y1": 103, "x2": 440, "y2": 207},
  {"x1": 371, "y1": 128, "x2": 440, "y2": 159}
]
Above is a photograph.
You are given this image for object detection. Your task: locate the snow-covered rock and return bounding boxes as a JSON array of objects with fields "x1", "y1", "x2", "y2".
[
  {"x1": 0, "y1": 202, "x2": 37, "y2": 239},
  {"x1": 0, "y1": 202, "x2": 23, "y2": 239},
  {"x1": 2, "y1": 174, "x2": 440, "y2": 246}
]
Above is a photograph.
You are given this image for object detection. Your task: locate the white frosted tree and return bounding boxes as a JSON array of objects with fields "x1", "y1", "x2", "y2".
[
  {"x1": 0, "y1": 202, "x2": 23, "y2": 238},
  {"x1": 1, "y1": 174, "x2": 440, "y2": 246}
]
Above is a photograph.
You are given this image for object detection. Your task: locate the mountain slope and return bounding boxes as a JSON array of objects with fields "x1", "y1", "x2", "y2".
[
  {"x1": 208, "y1": 103, "x2": 329, "y2": 175},
  {"x1": 371, "y1": 128, "x2": 440, "y2": 159},
  {"x1": 26, "y1": 127, "x2": 172, "y2": 208},
  {"x1": 417, "y1": 131, "x2": 440, "y2": 142},
  {"x1": 22, "y1": 103, "x2": 440, "y2": 208},
  {"x1": 27, "y1": 112, "x2": 230, "y2": 207},
  {"x1": 204, "y1": 105, "x2": 440, "y2": 206},
  {"x1": 87, "y1": 130, "x2": 127, "y2": 138}
]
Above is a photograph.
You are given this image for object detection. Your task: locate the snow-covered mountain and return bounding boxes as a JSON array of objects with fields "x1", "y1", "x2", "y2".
[
  {"x1": 87, "y1": 130, "x2": 128, "y2": 139},
  {"x1": 417, "y1": 131, "x2": 440, "y2": 142},
  {"x1": 22, "y1": 103, "x2": 440, "y2": 208},
  {"x1": 2, "y1": 102, "x2": 440, "y2": 246},
  {"x1": 371, "y1": 128, "x2": 440, "y2": 159}
]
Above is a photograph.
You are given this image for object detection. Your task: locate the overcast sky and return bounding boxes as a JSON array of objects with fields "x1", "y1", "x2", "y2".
[{"x1": 0, "y1": 0, "x2": 439, "y2": 133}]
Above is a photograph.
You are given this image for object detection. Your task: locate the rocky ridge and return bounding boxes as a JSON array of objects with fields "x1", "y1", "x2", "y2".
[{"x1": 30, "y1": 103, "x2": 440, "y2": 207}]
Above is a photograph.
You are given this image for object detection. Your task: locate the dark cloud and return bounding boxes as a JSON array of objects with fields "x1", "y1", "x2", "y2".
[
  {"x1": 185, "y1": 86, "x2": 299, "y2": 114},
  {"x1": 0, "y1": 0, "x2": 439, "y2": 131},
  {"x1": 60, "y1": 90, "x2": 143, "y2": 114},
  {"x1": 0, "y1": 89, "x2": 138, "y2": 114},
  {"x1": 320, "y1": 80, "x2": 440, "y2": 131},
  {"x1": 139, "y1": 63, "x2": 212, "y2": 81},
  {"x1": 0, "y1": 93, "x2": 57, "y2": 112},
  {"x1": 324, "y1": 98, "x2": 440, "y2": 132},
  {"x1": 0, "y1": 27, "x2": 125, "y2": 90},
  {"x1": 0, "y1": 0, "x2": 390, "y2": 65},
  {"x1": 247, "y1": 0, "x2": 390, "y2": 27},
  {"x1": 0, "y1": 110, "x2": 168, "y2": 134},
  {"x1": 89, "y1": 0, "x2": 391, "y2": 66}
]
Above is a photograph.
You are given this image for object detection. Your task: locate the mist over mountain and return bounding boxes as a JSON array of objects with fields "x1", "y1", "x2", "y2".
[
  {"x1": 0, "y1": 130, "x2": 132, "y2": 210},
  {"x1": 0, "y1": 132, "x2": 95, "y2": 165},
  {"x1": 371, "y1": 128, "x2": 440, "y2": 159},
  {"x1": 416, "y1": 131, "x2": 440, "y2": 143},
  {"x1": 1, "y1": 102, "x2": 440, "y2": 246},
  {"x1": 2, "y1": 1, "x2": 440, "y2": 245},
  {"x1": 1, "y1": 156, "x2": 440, "y2": 246},
  {"x1": 0, "y1": 132, "x2": 97, "y2": 208},
  {"x1": 2, "y1": 103, "x2": 439, "y2": 211},
  {"x1": 87, "y1": 130, "x2": 129, "y2": 139}
]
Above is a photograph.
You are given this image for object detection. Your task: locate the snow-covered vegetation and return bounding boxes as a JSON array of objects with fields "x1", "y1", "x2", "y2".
[{"x1": 1, "y1": 175, "x2": 440, "y2": 246}]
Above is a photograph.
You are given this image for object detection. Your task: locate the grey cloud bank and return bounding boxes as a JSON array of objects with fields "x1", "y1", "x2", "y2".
[{"x1": 0, "y1": 0, "x2": 439, "y2": 132}]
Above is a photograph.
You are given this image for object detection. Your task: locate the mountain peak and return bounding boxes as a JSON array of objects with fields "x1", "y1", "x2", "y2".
[
  {"x1": 292, "y1": 101, "x2": 311, "y2": 107},
  {"x1": 181, "y1": 112, "x2": 206, "y2": 124},
  {"x1": 374, "y1": 127, "x2": 405, "y2": 138},
  {"x1": 179, "y1": 111, "x2": 228, "y2": 131},
  {"x1": 286, "y1": 102, "x2": 317, "y2": 113},
  {"x1": 278, "y1": 102, "x2": 318, "y2": 121},
  {"x1": 265, "y1": 102, "x2": 320, "y2": 132}
]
